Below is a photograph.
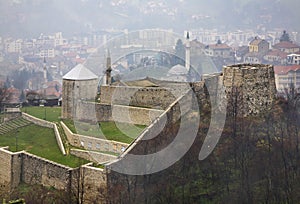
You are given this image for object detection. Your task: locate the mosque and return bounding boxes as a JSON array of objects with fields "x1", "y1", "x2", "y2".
[{"x1": 61, "y1": 32, "x2": 195, "y2": 121}]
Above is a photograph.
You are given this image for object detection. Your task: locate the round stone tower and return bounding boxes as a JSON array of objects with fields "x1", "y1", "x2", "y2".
[{"x1": 61, "y1": 64, "x2": 98, "y2": 119}]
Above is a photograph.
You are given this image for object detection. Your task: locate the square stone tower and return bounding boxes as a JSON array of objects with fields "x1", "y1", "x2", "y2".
[{"x1": 222, "y1": 64, "x2": 276, "y2": 116}]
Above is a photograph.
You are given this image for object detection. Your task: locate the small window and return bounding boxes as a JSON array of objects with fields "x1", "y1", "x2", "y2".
[{"x1": 96, "y1": 143, "x2": 100, "y2": 149}]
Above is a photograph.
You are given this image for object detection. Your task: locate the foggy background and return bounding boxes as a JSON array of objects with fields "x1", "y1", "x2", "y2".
[{"x1": 0, "y1": 0, "x2": 299, "y2": 38}]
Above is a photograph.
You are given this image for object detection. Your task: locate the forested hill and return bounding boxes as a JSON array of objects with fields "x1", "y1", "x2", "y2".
[
  {"x1": 0, "y1": 0, "x2": 299, "y2": 37},
  {"x1": 104, "y1": 89, "x2": 300, "y2": 203}
]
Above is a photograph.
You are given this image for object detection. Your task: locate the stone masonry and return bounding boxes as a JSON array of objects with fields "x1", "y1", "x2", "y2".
[
  {"x1": 223, "y1": 64, "x2": 276, "y2": 116},
  {"x1": 0, "y1": 63, "x2": 277, "y2": 203}
]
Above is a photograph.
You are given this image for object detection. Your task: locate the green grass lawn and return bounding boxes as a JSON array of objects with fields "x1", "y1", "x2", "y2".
[
  {"x1": 0, "y1": 124, "x2": 88, "y2": 167},
  {"x1": 21, "y1": 106, "x2": 146, "y2": 144},
  {"x1": 63, "y1": 119, "x2": 146, "y2": 144},
  {"x1": 22, "y1": 106, "x2": 61, "y2": 122}
]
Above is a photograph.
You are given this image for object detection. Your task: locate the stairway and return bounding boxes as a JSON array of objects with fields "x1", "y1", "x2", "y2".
[{"x1": 0, "y1": 117, "x2": 32, "y2": 135}]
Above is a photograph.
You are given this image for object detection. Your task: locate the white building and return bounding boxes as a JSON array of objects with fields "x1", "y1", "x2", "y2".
[
  {"x1": 274, "y1": 65, "x2": 300, "y2": 91},
  {"x1": 4, "y1": 39, "x2": 23, "y2": 53},
  {"x1": 39, "y1": 47, "x2": 55, "y2": 58},
  {"x1": 287, "y1": 54, "x2": 300, "y2": 65}
]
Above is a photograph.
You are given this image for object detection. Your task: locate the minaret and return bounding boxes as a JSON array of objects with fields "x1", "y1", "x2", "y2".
[
  {"x1": 43, "y1": 56, "x2": 48, "y2": 83},
  {"x1": 185, "y1": 31, "x2": 191, "y2": 71},
  {"x1": 105, "y1": 49, "x2": 112, "y2": 85}
]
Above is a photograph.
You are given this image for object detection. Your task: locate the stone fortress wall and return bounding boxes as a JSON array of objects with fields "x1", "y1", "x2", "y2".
[
  {"x1": 106, "y1": 88, "x2": 196, "y2": 203},
  {"x1": 104, "y1": 64, "x2": 276, "y2": 202},
  {"x1": 99, "y1": 85, "x2": 177, "y2": 109},
  {"x1": 0, "y1": 147, "x2": 21, "y2": 195},
  {"x1": 75, "y1": 101, "x2": 164, "y2": 126},
  {"x1": 0, "y1": 147, "x2": 107, "y2": 203},
  {"x1": 0, "y1": 64, "x2": 277, "y2": 203}
]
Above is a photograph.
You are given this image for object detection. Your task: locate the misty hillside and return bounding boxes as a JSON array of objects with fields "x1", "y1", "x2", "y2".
[{"x1": 0, "y1": 0, "x2": 299, "y2": 37}]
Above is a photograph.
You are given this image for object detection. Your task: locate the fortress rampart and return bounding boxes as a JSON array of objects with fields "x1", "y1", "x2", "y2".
[
  {"x1": 1, "y1": 63, "x2": 277, "y2": 203},
  {"x1": 223, "y1": 64, "x2": 276, "y2": 116},
  {"x1": 0, "y1": 147, "x2": 107, "y2": 203}
]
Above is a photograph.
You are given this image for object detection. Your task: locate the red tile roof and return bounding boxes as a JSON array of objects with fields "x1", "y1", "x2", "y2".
[
  {"x1": 4, "y1": 87, "x2": 21, "y2": 104},
  {"x1": 46, "y1": 81, "x2": 61, "y2": 88},
  {"x1": 250, "y1": 38, "x2": 266, "y2": 46},
  {"x1": 39, "y1": 87, "x2": 60, "y2": 98},
  {"x1": 74, "y1": 58, "x2": 85, "y2": 64},
  {"x1": 266, "y1": 49, "x2": 288, "y2": 58},
  {"x1": 64, "y1": 52, "x2": 77, "y2": 58},
  {"x1": 208, "y1": 43, "x2": 231, "y2": 50},
  {"x1": 274, "y1": 65, "x2": 300, "y2": 75},
  {"x1": 273, "y1": 41, "x2": 300, "y2": 49}
]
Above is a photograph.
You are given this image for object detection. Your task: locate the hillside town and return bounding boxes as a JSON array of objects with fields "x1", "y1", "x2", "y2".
[
  {"x1": 1, "y1": 0, "x2": 300, "y2": 203},
  {"x1": 0, "y1": 28, "x2": 299, "y2": 110}
]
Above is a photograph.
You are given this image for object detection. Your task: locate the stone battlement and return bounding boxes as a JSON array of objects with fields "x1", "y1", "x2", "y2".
[
  {"x1": 222, "y1": 64, "x2": 276, "y2": 116},
  {"x1": 0, "y1": 63, "x2": 277, "y2": 203}
]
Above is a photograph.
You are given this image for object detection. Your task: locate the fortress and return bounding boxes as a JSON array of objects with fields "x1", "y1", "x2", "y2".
[{"x1": 0, "y1": 33, "x2": 277, "y2": 203}]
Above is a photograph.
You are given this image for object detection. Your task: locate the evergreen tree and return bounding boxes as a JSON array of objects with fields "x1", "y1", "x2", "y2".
[{"x1": 174, "y1": 39, "x2": 185, "y2": 66}]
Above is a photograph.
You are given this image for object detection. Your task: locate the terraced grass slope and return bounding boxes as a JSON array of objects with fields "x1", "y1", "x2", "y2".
[
  {"x1": 0, "y1": 117, "x2": 32, "y2": 135},
  {"x1": 0, "y1": 124, "x2": 88, "y2": 167},
  {"x1": 0, "y1": 118, "x2": 88, "y2": 167},
  {"x1": 63, "y1": 119, "x2": 146, "y2": 144}
]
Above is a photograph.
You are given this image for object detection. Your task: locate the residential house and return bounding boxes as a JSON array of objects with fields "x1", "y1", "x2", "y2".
[
  {"x1": 25, "y1": 90, "x2": 41, "y2": 106},
  {"x1": 1, "y1": 86, "x2": 21, "y2": 108},
  {"x1": 205, "y1": 40, "x2": 232, "y2": 58},
  {"x1": 38, "y1": 45, "x2": 55, "y2": 58},
  {"x1": 244, "y1": 52, "x2": 264, "y2": 63},
  {"x1": 234, "y1": 45, "x2": 249, "y2": 63},
  {"x1": 26, "y1": 84, "x2": 61, "y2": 107},
  {"x1": 273, "y1": 41, "x2": 300, "y2": 54},
  {"x1": 249, "y1": 37, "x2": 269, "y2": 53},
  {"x1": 274, "y1": 65, "x2": 300, "y2": 91},
  {"x1": 244, "y1": 37, "x2": 269, "y2": 63},
  {"x1": 263, "y1": 49, "x2": 287, "y2": 65}
]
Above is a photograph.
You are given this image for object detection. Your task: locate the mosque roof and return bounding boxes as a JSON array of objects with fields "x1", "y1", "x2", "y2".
[
  {"x1": 63, "y1": 64, "x2": 98, "y2": 80},
  {"x1": 168, "y1": 64, "x2": 188, "y2": 75},
  {"x1": 112, "y1": 78, "x2": 160, "y2": 87}
]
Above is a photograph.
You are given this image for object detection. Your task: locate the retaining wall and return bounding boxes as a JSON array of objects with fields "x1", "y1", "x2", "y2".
[
  {"x1": 81, "y1": 165, "x2": 107, "y2": 203},
  {"x1": 105, "y1": 89, "x2": 196, "y2": 203},
  {"x1": 70, "y1": 149, "x2": 117, "y2": 164},
  {"x1": 0, "y1": 147, "x2": 108, "y2": 203},
  {"x1": 0, "y1": 147, "x2": 21, "y2": 194},
  {"x1": 61, "y1": 121, "x2": 128, "y2": 154},
  {"x1": 75, "y1": 102, "x2": 163, "y2": 125},
  {"x1": 21, "y1": 113, "x2": 66, "y2": 155},
  {"x1": 21, "y1": 152, "x2": 72, "y2": 190}
]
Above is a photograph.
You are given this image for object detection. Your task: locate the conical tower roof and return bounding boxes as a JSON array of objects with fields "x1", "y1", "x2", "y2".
[{"x1": 63, "y1": 64, "x2": 98, "y2": 80}]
